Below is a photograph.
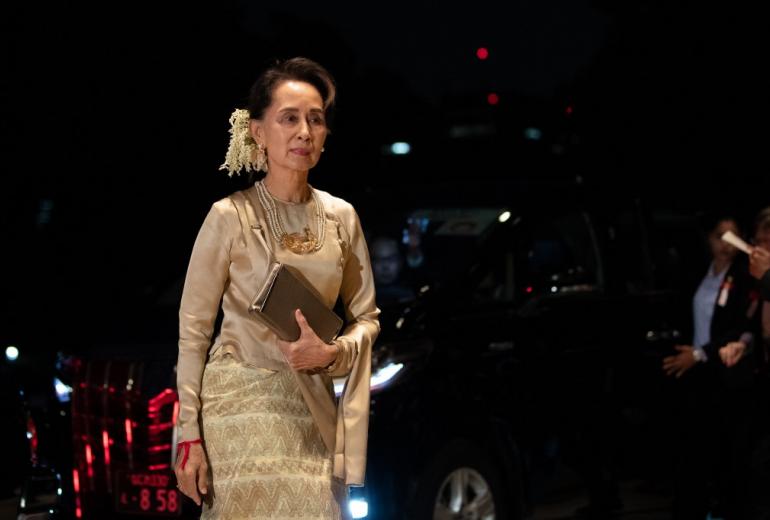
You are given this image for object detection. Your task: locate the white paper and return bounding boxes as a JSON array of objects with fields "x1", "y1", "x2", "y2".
[
  {"x1": 718, "y1": 285, "x2": 729, "y2": 307},
  {"x1": 721, "y1": 230, "x2": 753, "y2": 254}
]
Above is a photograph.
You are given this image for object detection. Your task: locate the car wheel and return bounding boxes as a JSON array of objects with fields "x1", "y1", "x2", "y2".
[{"x1": 413, "y1": 440, "x2": 508, "y2": 520}]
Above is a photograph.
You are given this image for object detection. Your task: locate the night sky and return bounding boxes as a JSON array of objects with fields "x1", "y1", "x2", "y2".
[{"x1": 2, "y1": 0, "x2": 768, "y2": 353}]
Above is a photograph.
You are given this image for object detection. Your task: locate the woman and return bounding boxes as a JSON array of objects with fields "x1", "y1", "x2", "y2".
[
  {"x1": 662, "y1": 216, "x2": 756, "y2": 377},
  {"x1": 662, "y1": 216, "x2": 757, "y2": 520},
  {"x1": 174, "y1": 57, "x2": 380, "y2": 519}
]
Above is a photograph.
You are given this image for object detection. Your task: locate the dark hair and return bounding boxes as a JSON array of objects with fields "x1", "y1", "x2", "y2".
[
  {"x1": 247, "y1": 57, "x2": 337, "y2": 128},
  {"x1": 755, "y1": 207, "x2": 770, "y2": 234},
  {"x1": 697, "y1": 212, "x2": 739, "y2": 238}
]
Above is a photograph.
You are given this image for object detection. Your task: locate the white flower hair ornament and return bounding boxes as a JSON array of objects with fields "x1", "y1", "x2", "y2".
[{"x1": 219, "y1": 108, "x2": 268, "y2": 176}]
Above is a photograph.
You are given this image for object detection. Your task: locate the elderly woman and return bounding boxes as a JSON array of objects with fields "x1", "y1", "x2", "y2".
[{"x1": 174, "y1": 57, "x2": 380, "y2": 519}]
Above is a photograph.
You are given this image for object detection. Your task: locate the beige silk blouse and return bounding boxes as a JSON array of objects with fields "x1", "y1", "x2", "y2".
[{"x1": 176, "y1": 183, "x2": 381, "y2": 486}]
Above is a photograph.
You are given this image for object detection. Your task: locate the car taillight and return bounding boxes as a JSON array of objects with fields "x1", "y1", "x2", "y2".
[
  {"x1": 26, "y1": 415, "x2": 38, "y2": 465},
  {"x1": 102, "y1": 430, "x2": 112, "y2": 468},
  {"x1": 147, "y1": 388, "x2": 178, "y2": 471},
  {"x1": 73, "y1": 468, "x2": 82, "y2": 518}
]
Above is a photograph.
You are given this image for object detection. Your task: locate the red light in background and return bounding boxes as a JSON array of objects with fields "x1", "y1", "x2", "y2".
[
  {"x1": 73, "y1": 468, "x2": 83, "y2": 518},
  {"x1": 565, "y1": 105, "x2": 574, "y2": 116},
  {"x1": 85, "y1": 444, "x2": 94, "y2": 478},
  {"x1": 148, "y1": 422, "x2": 174, "y2": 434},
  {"x1": 476, "y1": 47, "x2": 489, "y2": 60},
  {"x1": 125, "y1": 419, "x2": 133, "y2": 446},
  {"x1": 148, "y1": 388, "x2": 176, "y2": 414},
  {"x1": 148, "y1": 389, "x2": 178, "y2": 437},
  {"x1": 147, "y1": 389, "x2": 178, "y2": 467},
  {"x1": 526, "y1": 286, "x2": 533, "y2": 294},
  {"x1": 27, "y1": 416, "x2": 38, "y2": 465},
  {"x1": 487, "y1": 93, "x2": 500, "y2": 105},
  {"x1": 102, "y1": 430, "x2": 111, "y2": 467}
]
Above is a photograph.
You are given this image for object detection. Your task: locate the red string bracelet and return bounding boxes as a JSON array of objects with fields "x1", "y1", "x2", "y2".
[{"x1": 176, "y1": 439, "x2": 202, "y2": 470}]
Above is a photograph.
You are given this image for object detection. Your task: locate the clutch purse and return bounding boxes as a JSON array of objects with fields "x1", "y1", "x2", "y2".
[{"x1": 249, "y1": 261, "x2": 343, "y2": 343}]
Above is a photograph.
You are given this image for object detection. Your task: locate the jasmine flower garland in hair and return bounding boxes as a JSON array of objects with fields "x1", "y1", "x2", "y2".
[{"x1": 219, "y1": 108, "x2": 267, "y2": 176}]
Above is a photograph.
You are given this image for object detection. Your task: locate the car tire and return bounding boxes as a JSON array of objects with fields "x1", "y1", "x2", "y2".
[{"x1": 411, "y1": 439, "x2": 509, "y2": 520}]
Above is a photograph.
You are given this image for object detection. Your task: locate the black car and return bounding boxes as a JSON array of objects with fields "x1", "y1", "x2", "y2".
[
  {"x1": 17, "y1": 181, "x2": 706, "y2": 520},
  {"x1": 348, "y1": 183, "x2": 704, "y2": 519}
]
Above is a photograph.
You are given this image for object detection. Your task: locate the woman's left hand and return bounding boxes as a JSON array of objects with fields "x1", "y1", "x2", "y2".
[
  {"x1": 719, "y1": 341, "x2": 746, "y2": 367},
  {"x1": 278, "y1": 309, "x2": 338, "y2": 371}
]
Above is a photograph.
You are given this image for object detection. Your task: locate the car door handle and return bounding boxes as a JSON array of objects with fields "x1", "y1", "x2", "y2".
[{"x1": 645, "y1": 329, "x2": 681, "y2": 342}]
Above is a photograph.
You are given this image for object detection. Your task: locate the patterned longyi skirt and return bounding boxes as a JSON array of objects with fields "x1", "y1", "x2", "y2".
[{"x1": 199, "y1": 351, "x2": 346, "y2": 519}]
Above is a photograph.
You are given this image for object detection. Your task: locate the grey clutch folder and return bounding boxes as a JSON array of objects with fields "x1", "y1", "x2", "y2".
[{"x1": 249, "y1": 261, "x2": 343, "y2": 343}]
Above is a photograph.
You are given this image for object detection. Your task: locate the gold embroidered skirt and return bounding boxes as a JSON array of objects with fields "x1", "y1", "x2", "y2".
[{"x1": 199, "y1": 352, "x2": 346, "y2": 519}]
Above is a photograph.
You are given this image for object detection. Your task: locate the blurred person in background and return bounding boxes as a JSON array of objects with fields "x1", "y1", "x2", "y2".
[
  {"x1": 746, "y1": 207, "x2": 770, "y2": 520},
  {"x1": 369, "y1": 235, "x2": 415, "y2": 305},
  {"x1": 662, "y1": 215, "x2": 758, "y2": 520},
  {"x1": 749, "y1": 207, "x2": 770, "y2": 328}
]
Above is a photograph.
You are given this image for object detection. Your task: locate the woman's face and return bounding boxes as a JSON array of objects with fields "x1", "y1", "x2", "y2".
[
  {"x1": 250, "y1": 80, "x2": 328, "y2": 175},
  {"x1": 708, "y1": 219, "x2": 739, "y2": 263},
  {"x1": 371, "y1": 238, "x2": 402, "y2": 285}
]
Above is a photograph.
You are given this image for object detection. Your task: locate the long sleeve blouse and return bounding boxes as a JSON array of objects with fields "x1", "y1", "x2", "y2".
[{"x1": 176, "y1": 183, "x2": 380, "y2": 486}]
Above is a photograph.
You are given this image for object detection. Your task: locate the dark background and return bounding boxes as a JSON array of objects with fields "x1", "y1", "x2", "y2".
[{"x1": 2, "y1": 0, "x2": 768, "y2": 353}]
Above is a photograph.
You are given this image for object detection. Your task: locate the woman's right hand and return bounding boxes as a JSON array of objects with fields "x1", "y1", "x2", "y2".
[
  {"x1": 174, "y1": 443, "x2": 208, "y2": 506},
  {"x1": 750, "y1": 246, "x2": 770, "y2": 280},
  {"x1": 662, "y1": 345, "x2": 697, "y2": 378}
]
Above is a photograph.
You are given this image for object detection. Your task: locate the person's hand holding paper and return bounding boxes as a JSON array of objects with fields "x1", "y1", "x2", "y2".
[
  {"x1": 720, "y1": 230, "x2": 753, "y2": 254},
  {"x1": 750, "y1": 246, "x2": 770, "y2": 280}
]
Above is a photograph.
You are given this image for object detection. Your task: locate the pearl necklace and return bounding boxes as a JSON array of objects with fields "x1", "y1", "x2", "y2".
[{"x1": 255, "y1": 180, "x2": 326, "y2": 254}]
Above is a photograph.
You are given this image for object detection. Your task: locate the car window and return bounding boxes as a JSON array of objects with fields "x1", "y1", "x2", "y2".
[
  {"x1": 608, "y1": 207, "x2": 654, "y2": 294},
  {"x1": 374, "y1": 207, "x2": 509, "y2": 298},
  {"x1": 517, "y1": 211, "x2": 600, "y2": 295},
  {"x1": 471, "y1": 249, "x2": 516, "y2": 304},
  {"x1": 647, "y1": 211, "x2": 708, "y2": 293}
]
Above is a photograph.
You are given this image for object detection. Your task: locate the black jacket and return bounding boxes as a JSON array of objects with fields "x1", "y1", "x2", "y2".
[
  {"x1": 691, "y1": 256, "x2": 756, "y2": 360},
  {"x1": 761, "y1": 270, "x2": 770, "y2": 302},
  {"x1": 694, "y1": 256, "x2": 762, "y2": 391}
]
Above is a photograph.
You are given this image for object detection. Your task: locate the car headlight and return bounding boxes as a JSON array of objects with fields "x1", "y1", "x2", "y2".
[
  {"x1": 347, "y1": 486, "x2": 370, "y2": 519},
  {"x1": 348, "y1": 498, "x2": 369, "y2": 519},
  {"x1": 333, "y1": 362, "x2": 406, "y2": 397},
  {"x1": 5, "y1": 345, "x2": 19, "y2": 362},
  {"x1": 370, "y1": 362, "x2": 404, "y2": 392},
  {"x1": 53, "y1": 377, "x2": 73, "y2": 403}
]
